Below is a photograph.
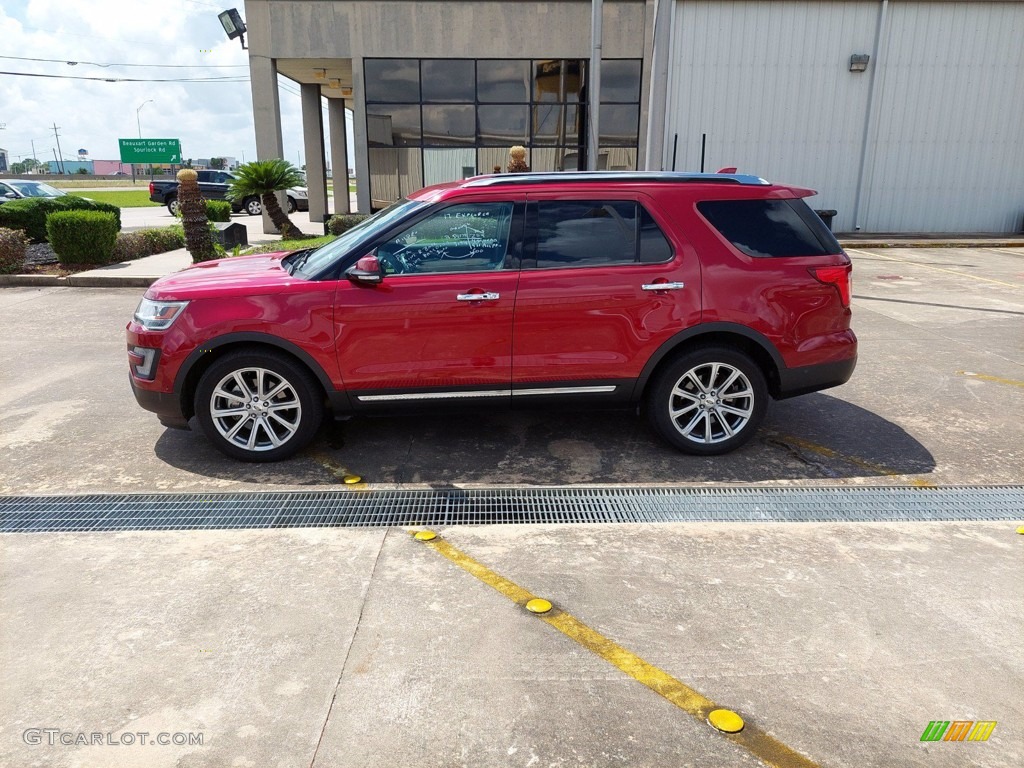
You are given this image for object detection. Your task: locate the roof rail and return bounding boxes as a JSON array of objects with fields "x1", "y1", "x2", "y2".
[{"x1": 461, "y1": 171, "x2": 770, "y2": 188}]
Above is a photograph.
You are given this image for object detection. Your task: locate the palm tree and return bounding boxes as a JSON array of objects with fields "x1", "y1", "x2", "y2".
[{"x1": 228, "y1": 159, "x2": 308, "y2": 239}]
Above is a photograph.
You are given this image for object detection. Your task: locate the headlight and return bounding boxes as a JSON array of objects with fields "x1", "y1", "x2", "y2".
[
  {"x1": 291, "y1": 187, "x2": 308, "y2": 198},
  {"x1": 134, "y1": 298, "x2": 189, "y2": 330}
]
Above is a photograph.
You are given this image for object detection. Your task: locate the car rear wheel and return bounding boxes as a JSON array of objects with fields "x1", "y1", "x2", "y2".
[
  {"x1": 195, "y1": 351, "x2": 323, "y2": 462},
  {"x1": 244, "y1": 196, "x2": 262, "y2": 216},
  {"x1": 167, "y1": 196, "x2": 179, "y2": 216},
  {"x1": 287, "y1": 196, "x2": 297, "y2": 214},
  {"x1": 647, "y1": 346, "x2": 767, "y2": 455}
]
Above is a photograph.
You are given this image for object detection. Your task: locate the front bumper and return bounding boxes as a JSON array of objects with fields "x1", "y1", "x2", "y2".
[{"x1": 130, "y1": 377, "x2": 189, "y2": 429}]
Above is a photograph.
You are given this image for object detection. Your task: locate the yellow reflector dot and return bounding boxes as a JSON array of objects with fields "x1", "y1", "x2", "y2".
[
  {"x1": 413, "y1": 530, "x2": 437, "y2": 541},
  {"x1": 342, "y1": 474, "x2": 362, "y2": 484},
  {"x1": 708, "y1": 709, "x2": 745, "y2": 733},
  {"x1": 1017, "y1": 526, "x2": 1024, "y2": 535},
  {"x1": 526, "y1": 598, "x2": 552, "y2": 614}
]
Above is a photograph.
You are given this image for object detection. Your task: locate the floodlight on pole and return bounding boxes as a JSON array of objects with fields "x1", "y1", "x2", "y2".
[{"x1": 219, "y1": 8, "x2": 248, "y2": 49}]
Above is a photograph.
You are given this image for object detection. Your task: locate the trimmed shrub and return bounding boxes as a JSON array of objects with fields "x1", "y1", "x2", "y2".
[
  {"x1": 0, "y1": 227, "x2": 29, "y2": 274},
  {"x1": 110, "y1": 226, "x2": 187, "y2": 262},
  {"x1": 0, "y1": 197, "x2": 121, "y2": 243},
  {"x1": 327, "y1": 213, "x2": 369, "y2": 236},
  {"x1": 138, "y1": 226, "x2": 186, "y2": 254},
  {"x1": 205, "y1": 200, "x2": 232, "y2": 222},
  {"x1": 111, "y1": 232, "x2": 148, "y2": 262},
  {"x1": 46, "y1": 210, "x2": 119, "y2": 266}
]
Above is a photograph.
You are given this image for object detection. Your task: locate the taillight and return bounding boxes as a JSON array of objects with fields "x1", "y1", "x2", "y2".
[
  {"x1": 148, "y1": 182, "x2": 154, "y2": 195},
  {"x1": 811, "y1": 266, "x2": 851, "y2": 307}
]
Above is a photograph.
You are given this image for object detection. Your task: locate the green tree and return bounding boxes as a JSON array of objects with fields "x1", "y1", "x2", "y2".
[
  {"x1": 209, "y1": 157, "x2": 226, "y2": 170},
  {"x1": 227, "y1": 158, "x2": 307, "y2": 239}
]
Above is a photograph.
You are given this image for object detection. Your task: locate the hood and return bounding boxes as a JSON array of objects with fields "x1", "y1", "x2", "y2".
[{"x1": 146, "y1": 251, "x2": 298, "y2": 300}]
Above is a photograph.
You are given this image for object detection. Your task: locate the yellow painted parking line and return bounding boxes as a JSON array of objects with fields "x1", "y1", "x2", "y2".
[
  {"x1": 772, "y1": 434, "x2": 894, "y2": 476},
  {"x1": 417, "y1": 533, "x2": 820, "y2": 768},
  {"x1": 309, "y1": 451, "x2": 364, "y2": 486},
  {"x1": 956, "y1": 370, "x2": 1024, "y2": 389},
  {"x1": 846, "y1": 249, "x2": 1022, "y2": 288},
  {"x1": 769, "y1": 433, "x2": 936, "y2": 486}
]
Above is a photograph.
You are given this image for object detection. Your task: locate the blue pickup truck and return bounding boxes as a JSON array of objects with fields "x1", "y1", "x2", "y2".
[{"x1": 148, "y1": 170, "x2": 308, "y2": 216}]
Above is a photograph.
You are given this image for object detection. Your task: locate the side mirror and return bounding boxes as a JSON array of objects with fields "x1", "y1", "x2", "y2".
[{"x1": 346, "y1": 253, "x2": 384, "y2": 285}]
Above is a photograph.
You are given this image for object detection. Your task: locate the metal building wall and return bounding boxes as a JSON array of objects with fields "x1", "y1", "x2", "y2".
[
  {"x1": 665, "y1": 1, "x2": 1024, "y2": 233},
  {"x1": 862, "y1": 1, "x2": 1024, "y2": 232}
]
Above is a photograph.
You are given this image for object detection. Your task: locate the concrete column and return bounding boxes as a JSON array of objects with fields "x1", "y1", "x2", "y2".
[
  {"x1": 351, "y1": 57, "x2": 371, "y2": 213},
  {"x1": 300, "y1": 83, "x2": 328, "y2": 223},
  {"x1": 328, "y1": 98, "x2": 351, "y2": 215},
  {"x1": 249, "y1": 53, "x2": 285, "y2": 234}
]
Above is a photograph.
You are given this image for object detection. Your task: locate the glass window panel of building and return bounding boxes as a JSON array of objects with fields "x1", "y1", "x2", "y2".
[{"x1": 365, "y1": 58, "x2": 641, "y2": 206}]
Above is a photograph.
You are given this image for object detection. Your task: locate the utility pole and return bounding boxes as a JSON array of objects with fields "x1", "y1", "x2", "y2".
[
  {"x1": 31, "y1": 139, "x2": 38, "y2": 164},
  {"x1": 588, "y1": 0, "x2": 603, "y2": 171},
  {"x1": 51, "y1": 123, "x2": 65, "y2": 174}
]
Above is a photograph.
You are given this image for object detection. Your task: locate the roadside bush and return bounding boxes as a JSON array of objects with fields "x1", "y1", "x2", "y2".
[
  {"x1": 111, "y1": 226, "x2": 187, "y2": 262},
  {"x1": 327, "y1": 213, "x2": 368, "y2": 236},
  {"x1": 46, "y1": 210, "x2": 119, "y2": 266},
  {"x1": 0, "y1": 197, "x2": 121, "y2": 243},
  {"x1": 0, "y1": 227, "x2": 29, "y2": 274},
  {"x1": 138, "y1": 226, "x2": 186, "y2": 254},
  {"x1": 111, "y1": 232, "x2": 149, "y2": 262},
  {"x1": 205, "y1": 200, "x2": 232, "y2": 222}
]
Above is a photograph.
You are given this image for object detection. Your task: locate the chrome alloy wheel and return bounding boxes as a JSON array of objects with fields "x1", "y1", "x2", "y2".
[
  {"x1": 668, "y1": 362, "x2": 755, "y2": 444},
  {"x1": 209, "y1": 367, "x2": 302, "y2": 452}
]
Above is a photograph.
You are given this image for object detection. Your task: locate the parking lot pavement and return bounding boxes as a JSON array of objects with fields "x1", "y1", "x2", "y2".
[
  {"x1": 2, "y1": 522, "x2": 1020, "y2": 767},
  {"x1": 0, "y1": 246, "x2": 1021, "y2": 495}
]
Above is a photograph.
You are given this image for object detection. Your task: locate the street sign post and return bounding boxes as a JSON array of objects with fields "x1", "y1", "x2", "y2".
[{"x1": 118, "y1": 138, "x2": 182, "y2": 164}]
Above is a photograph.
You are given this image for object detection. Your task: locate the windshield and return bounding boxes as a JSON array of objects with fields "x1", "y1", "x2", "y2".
[
  {"x1": 293, "y1": 198, "x2": 427, "y2": 279},
  {"x1": 9, "y1": 181, "x2": 65, "y2": 198}
]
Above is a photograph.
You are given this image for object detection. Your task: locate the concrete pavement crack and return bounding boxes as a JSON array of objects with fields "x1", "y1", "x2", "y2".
[{"x1": 308, "y1": 527, "x2": 388, "y2": 768}]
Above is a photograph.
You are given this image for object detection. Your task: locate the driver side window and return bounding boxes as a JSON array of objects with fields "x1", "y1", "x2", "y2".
[{"x1": 376, "y1": 202, "x2": 514, "y2": 275}]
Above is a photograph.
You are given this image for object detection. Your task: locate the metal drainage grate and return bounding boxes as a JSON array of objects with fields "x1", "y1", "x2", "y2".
[{"x1": 1, "y1": 486, "x2": 1021, "y2": 533}]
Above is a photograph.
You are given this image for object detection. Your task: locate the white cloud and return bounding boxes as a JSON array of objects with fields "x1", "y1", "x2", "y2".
[{"x1": 1, "y1": 1, "x2": 353, "y2": 172}]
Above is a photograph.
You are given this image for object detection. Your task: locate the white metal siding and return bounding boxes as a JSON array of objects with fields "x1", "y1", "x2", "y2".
[
  {"x1": 666, "y1": 1, "x2": 1024, "y2": 233},
  {"x1": 863, "y1": 2, "x2": 1024, "y2": 232},
  {"x1": 666, "y1": 1, "x2": 879, "y2": 231}
]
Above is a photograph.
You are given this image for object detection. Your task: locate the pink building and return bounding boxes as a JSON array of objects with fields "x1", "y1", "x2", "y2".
[{"x1": 93, "y1": 160, "x2": 134, "y2": 175}]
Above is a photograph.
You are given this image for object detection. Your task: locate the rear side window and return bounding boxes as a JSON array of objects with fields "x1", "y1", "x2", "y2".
[
  {"x1": 534, "y1": 201, "x2": 673, "y2": 268},
  {"x1": 697, "y1": 199, "x2": 840, "y2": 257}
]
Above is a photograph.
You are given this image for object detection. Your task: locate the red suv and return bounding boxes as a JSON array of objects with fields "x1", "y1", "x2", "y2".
[{"x1": 127, "y1": 172, "x2": 856, "y2": 461}]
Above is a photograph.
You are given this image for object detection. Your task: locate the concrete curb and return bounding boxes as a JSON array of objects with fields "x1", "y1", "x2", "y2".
[{"x1": 0, "y1": 274, "x2": 157, "y2": 288}]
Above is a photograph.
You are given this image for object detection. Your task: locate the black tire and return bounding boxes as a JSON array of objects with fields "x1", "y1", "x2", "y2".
[
  {"x1": 646, "y1": 346, "x2": 768, "y2": 455},
  {"x1": 166, "y1": 195, "x2": 179, "y2": 216},
  {"x1": 194, "y1": 350, "x2": 323, "y2": 462},
  {"x1": 244, "y1": 196, "x2": 262, "y2": 216},
  {"x1": 287, "y1": 196, "x2": 297, "y2": 214}
]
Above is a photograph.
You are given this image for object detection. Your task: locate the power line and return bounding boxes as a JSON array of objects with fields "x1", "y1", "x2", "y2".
[
  {"x1": 0, "y1": 54, "x2": 248, "y2": 69},
  {"x1": 0, "y1": 70, "x2": 249, "y2": 83}
]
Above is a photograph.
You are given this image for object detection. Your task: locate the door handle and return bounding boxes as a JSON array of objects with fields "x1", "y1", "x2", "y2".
[
  {"x1": 456, "y1": 292, "x2": 500, "y2": 302},
  {"x1": 641, "y1": 282, "x2": 685, "y2": 291}
]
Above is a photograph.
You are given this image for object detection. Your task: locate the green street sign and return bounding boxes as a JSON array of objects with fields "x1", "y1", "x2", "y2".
[{"x1": 118, "y1": 138, "x2": 182, "y2": 164}]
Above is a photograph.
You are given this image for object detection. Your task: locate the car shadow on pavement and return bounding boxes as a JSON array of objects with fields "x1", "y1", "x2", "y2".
[{"x1": 152, "y1": 392, "x2": 935, "y2": 486}]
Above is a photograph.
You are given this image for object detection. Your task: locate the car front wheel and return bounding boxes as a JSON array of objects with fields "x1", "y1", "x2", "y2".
[
  {"x1": 195, "y1": 351, "x2": 323, "y2": 462},
  {"x1": 244, "y1": 197, "x2": 262, "y2": 215},
  {"x1": 167, "y1": 196, "x2": 179, "y2": 216},
  {"x1": 647, "y1": 346, "x2": 767, "y2": 455}
]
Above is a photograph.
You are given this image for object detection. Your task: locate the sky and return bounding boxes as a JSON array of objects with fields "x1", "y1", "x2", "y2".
[{"x1": 0, "y1": 0, "x2": 354, "y2": 171}]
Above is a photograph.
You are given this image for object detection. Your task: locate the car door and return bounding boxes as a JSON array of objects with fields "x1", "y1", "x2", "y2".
[
  {"x1": 511, "y1": 193, "x2": 701, "y2": 405},
  {"x1": 334, "y1": 198, "x2": 524, "y2": 408}
]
